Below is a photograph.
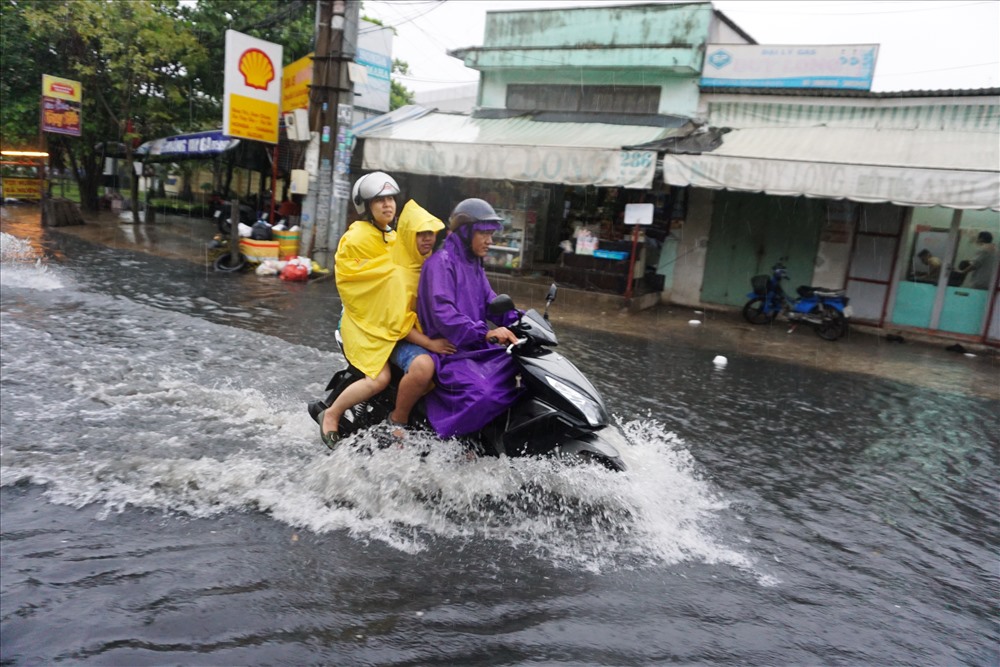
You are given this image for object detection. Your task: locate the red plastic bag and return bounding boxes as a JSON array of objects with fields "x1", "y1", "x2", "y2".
[{"x1": 280, "y1": 262, "x2": 309, "y2": 282}]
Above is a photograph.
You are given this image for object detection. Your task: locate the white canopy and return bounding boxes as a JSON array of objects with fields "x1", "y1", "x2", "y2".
[
  {"x1": 358, "y1": 110, "x2": 678, "y2": 189},
  {"x1": 662, "y1": 127, "x2": 1000, "y2": 210}
]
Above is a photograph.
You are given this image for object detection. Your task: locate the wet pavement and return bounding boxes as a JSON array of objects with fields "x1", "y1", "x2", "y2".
[
  {"x1": 9, "y1": 202, "x2": 999, "y2": 401},
  {"x1": 3, "y1": 202, "x2": 998, "y2": 665}
]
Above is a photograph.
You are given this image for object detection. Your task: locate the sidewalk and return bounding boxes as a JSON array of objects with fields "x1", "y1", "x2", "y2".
[{"x1": 32, "y1": 206, "x2": 1000, "y2": 400}]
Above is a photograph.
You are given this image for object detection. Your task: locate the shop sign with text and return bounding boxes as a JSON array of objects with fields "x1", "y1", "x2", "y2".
[
  {"x1": 41, "y1": 74, "x2": 82, "y2": 136},
  {"x1": 701, "y1": 44, "x2": 878, "y2": 90},
  {"x1": 281, "y1": 53, "x2": 312, "y2": 113},
  {"x1": 2, "y1": 178, "x2": 43, "y2": 200},
  {"x1": 364, "y1": 140, "x2": 656, "y2": 189}
]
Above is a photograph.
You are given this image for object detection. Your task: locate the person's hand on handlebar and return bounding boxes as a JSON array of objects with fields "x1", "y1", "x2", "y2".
[{"x1": 486, "y1": 326, "x2": 519, "y2": 346}]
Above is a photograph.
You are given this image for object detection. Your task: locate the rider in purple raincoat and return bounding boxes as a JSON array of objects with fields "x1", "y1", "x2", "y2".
[{"x1": 416, "y1": 198, "x2": 523, "y2": 438}]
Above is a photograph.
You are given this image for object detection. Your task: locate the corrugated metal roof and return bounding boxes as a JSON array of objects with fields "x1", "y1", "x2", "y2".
[
  {"x1": 714, "y1": 127, "x2": 999, "y2": 172},
  {"x1": 357, "y1": 110, "x2": 682, "y2": 148},
  {"x1": 663, "y1": 125, "x2": 1000, "y2": 209},
  {"x1": 707, "y1": 100, "x2": 1000, "y2": 131},
  {"x1": 702, "y1": 87, "x2": 1000, "y2": 98}
]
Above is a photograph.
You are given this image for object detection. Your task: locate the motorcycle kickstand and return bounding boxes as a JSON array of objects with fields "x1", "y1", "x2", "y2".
[{"x1": 786, "y1": 323, "x2": 798, "y2": 334}]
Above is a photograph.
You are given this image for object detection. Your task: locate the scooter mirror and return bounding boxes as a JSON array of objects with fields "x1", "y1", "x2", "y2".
[
  {"x1": 544, "y1": 283, "x2": 558, "y2": 320},
  {"x1": 488, "y1": 294, "x2": 516, "y2": 316}
]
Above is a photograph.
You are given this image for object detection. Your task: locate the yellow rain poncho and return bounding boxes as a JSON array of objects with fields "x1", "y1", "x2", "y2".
[
  {"x1": 334, "y1": 219, "x2": 414, "y2": 378},
  {"x1": 390, "y1": 200, "x2": 446, "y2": 315}
]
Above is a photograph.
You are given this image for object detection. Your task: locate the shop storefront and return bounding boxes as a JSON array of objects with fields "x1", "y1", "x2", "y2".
[
  {"x1": 889, "y1": 207, "x2": 999, "y2": 339},
  {"x1": 661, "y1": 117, "x2": 1000, "y2": 343},
  {"x1": 353, "y1": 106, "x2": 692, "y2": 294}
]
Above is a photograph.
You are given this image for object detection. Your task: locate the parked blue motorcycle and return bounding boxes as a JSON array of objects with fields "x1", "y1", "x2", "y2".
[{"x1": 742, "y1": 262, "x2": 852, "y2": 341}]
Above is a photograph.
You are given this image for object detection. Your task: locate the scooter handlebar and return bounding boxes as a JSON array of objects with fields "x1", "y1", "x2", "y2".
[{"x1": 506, "y1": 338, "x2": 528, "y2": 354}]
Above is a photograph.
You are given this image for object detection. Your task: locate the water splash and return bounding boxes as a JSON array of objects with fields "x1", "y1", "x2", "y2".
[
  {"x1": 0, "y1": 232, "x2": 62, "y2": 290},
  {"x1": 0, "y1": 240, "x2": 752, "y2": 575}
]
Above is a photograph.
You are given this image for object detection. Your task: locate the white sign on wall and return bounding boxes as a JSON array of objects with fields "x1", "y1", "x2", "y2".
[
  {"x1": 624, "y1": 203, "x2": 654, "y2": 226},
  {"x1": 701, "y1": 44, "x2": 878, "y2": 90},
  {"x1": 355, "y1": 21, "x2": 393, "y2": 114}
]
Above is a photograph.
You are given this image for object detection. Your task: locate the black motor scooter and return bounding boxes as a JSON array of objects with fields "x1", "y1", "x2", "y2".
[{"x1": 308, "y1": 284, "x2": 627, "y2": 471}]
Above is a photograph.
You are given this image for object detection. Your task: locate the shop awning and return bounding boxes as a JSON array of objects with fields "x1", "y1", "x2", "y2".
[
  {"x1": 661, "y1": 126, "x2": 1000, "y2": 210},
  {"x1": 136, "y1": 130, "x2": 240, "y2": 161},
  {"x1": 357, "y1": 107, "x2": 682, "y2": 189}
]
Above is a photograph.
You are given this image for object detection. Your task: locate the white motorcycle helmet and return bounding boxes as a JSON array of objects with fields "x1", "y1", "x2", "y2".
[{"x1": 351, "y1": 171, "x2": 400, "y2": 216}]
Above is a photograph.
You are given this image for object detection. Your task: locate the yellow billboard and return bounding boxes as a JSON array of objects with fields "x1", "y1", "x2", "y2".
[{"x1": 282, "y1": 53, "x2": 313, "y2": 113}]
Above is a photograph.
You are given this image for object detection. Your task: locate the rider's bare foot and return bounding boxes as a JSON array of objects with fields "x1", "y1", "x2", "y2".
[{"x1": 386, "y1": 413, "x2": 407, "y2": 441}]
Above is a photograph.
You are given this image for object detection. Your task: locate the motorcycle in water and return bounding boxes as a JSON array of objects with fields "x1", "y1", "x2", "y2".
[
  {"x1": 307, "y1": 284, "x2": 627, "y2": 471},
  {"x1": 742, "y1": 262, "x2": 852, "y2": 341}
]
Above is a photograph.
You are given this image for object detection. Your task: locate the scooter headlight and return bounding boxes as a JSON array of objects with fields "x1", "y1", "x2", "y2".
[{"x1": 545, "y1": 376, "x2": 605, "y2": 426}]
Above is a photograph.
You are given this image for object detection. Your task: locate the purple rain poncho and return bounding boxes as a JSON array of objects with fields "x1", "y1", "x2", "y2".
[{"x1": 416, "y1": 232, "x2": 522, "y2": 438}]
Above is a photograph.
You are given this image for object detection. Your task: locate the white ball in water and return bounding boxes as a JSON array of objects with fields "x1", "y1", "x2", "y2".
[{"x1": 713, "y1": 355, "x2": 728, "y2": 366}]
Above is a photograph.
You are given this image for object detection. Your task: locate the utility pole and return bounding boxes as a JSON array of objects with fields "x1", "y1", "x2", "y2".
[{"x1": 301, "y1": 0, "x2": 358, "y2": 271}]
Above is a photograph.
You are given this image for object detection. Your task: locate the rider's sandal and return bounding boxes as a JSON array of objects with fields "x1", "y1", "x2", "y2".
[{"x1": 317, "y1": 408, "x2": 341, "y2": 450}]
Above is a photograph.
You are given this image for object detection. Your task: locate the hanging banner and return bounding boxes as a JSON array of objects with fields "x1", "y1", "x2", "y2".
[
  {"x1": 136, "y1": 130, "x2": 240, "y2": 159},
  {"x1": 223, "y1": 30, "x2": 283, "y2": 144},
  {"x1": 41, "y1": 74, "x2": 82, "y2": 136}
]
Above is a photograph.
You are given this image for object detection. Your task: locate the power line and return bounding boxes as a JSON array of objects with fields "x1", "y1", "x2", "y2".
[
  {"x1": 878, "y1": 60, "x2": 1000, "y2": 77},
  {"x1": 396, "y1": 74, "x2": 479, "y2": 84},
  {"x1": 718, "y1": 0, "x2": 994, "y2": 16}
]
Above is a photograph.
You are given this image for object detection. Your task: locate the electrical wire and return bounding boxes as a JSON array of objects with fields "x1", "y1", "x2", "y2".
[{"x1": 716, "y1": 0, "x2": 994, "y2": 15}]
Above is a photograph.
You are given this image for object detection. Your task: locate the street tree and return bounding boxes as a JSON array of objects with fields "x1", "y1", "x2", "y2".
[{"x1": 13, "y1": 0, "x2": 207, "y2": 218}]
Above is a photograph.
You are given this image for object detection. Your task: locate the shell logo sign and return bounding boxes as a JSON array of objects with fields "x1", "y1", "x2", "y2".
[
  {"x1": 223, "y1": 30, "x2": 283, "y2": 144},
  {"x1": 238, "y1": 48, "x2": 276, "y2": 90}
]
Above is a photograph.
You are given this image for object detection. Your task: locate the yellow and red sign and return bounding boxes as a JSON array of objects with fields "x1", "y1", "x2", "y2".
[
  {"x1": 41, "y1": 74, "x2": 82, "y2": 136},
  {"x1": 281, "y1": 53, "x2": 313, "y2": 113},
  {"x1": 224, "y1": 30, "x2": 283, "y2": 144},
  {"x1": 2, "y1": 178, "x2": 43, "y2": 200}
]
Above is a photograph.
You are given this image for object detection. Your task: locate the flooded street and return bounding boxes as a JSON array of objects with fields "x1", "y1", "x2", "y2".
[{"x1": 2, "y1": 207, "x2": 998, "y2": 666}]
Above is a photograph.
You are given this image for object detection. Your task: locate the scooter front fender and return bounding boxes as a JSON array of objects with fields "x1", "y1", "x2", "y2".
[{"x1": 555, "y1": 432, "x2": 627, "y2": 471}]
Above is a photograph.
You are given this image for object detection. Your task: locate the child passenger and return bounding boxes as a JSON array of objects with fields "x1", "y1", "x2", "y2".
[
  {"x1": 387, "y1": 200, "x2": 452, "y2": 427},
  {"x1": 318, "y1": 173, "x2": 452, "y2": 448}
]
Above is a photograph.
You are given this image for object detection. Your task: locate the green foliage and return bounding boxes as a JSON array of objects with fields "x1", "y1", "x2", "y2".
[
  {"x1": 390, "y1": 59, "x2": 414, "y2": 110},
  {"x1": 0, "y1": 1, "x2": 51, "y2": 149},
  {"x1": 6, "y1": 0, "x2": 209, "y2": 209},
  {"x1": 390, "y1": 80, "x2": 415, "y2": 110},
  {"x1": 181, "y1": 0, "x2": 315, "y2": 118},
  {"x1": 0, "y1": 0, "x2": 418, "y2": 206}
]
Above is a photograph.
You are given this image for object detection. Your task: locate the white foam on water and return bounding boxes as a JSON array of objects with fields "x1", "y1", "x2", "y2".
[
  {"x1": 0, "y1": 232, "x2": 63, "y2": 290},
  {"x1": 0, "y1": 263, "x2": 757, "y2": 577},
  {"x1": 4, "y1": 399, "x2": 753, "y2": 575}
]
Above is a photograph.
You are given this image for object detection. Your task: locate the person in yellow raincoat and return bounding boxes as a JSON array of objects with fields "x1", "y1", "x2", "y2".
[
  {"x1": 387, "y1": 199, "x2": 449, "y2": 427},
  {"x1": 318, "y1": 173, "x2": 452, "y2": 447}
]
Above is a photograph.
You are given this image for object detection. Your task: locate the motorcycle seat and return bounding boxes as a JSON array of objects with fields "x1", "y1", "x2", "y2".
[{"x1": 797, "y1": 285, "x2": 846, "y2": 298}]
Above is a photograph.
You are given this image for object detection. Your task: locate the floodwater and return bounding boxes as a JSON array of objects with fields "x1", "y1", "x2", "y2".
[{"x1": 2, "y1": 207, "x2": 998, "y2": 666}]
